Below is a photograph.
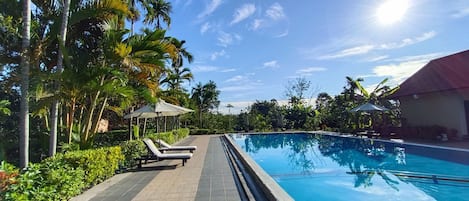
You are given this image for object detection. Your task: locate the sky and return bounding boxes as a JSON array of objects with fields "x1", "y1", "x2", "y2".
[{"x1": 156, "y1": 0, "x2": 469, "y2": 113}]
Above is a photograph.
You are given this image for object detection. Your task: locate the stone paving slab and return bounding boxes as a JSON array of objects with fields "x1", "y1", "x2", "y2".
[
  {"x1": 72, "y1": 135, "x2": 243, "y2": 201},
  {"x1": 195, "y1": 136, "x2": 241, "y2": 201}
]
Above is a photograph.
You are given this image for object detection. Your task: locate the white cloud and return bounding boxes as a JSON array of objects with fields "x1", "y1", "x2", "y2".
[
  {"x1": 366, "y1": 55, "x2": 389, "y2": 62},
  {"x1": 220, "y1": 68, "x2": 236, "y2": 73},
  {"x1": 251, "y1": 19, "x2": 264, "y2": 30},
  {"x1": 200, "y1": 22, "x2": 211, "y2": 34},
  {"x1": 296, "y1": 67, "x2": 327, "y2": 74},
  {"x1": 225, "y1": 75, "x2": 247, "y2": 83},
  {"x1": 452, "y1": 7, "x2": 469, "y2": 18},
  {"x1": 263, "y1": 60, "x2": 279, "y2": 68},
  {"x1": 266, "y1": 3, "x2": 285, "y2": 20},
  {"x1": 192, "y1": 65, "x2": 219, "y2": 73},
  {"x1": 370, "y1": 52, "x2": 443, "y2": 86},
  {"x1": 231, "y1": 4, "x2": 256, "y2": 25},
  {"x1": 217, "y1": 31, "x2": 241, "y2": 47},
  {"x1": 198, "y1": 0, "x2": 223, "y2": 19},
  {"x1": 318, "y1": 45, "x2": 375, "y2": 60},
  {"x1": 210, "y1": 49, "x2": 226, "y2": 60},
  {"x1": 379, "y1": 31, "x2": 436, "y2": 49},
  {"x1": 317, "y1": 31, "x2": 437, "y2": 60}
]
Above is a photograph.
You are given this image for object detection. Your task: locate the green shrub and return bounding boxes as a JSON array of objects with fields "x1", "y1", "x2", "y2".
[
  {"x1": 3, "y1": 161, "x2": 85, "y2": 201},
  {"x1": 93, "y1": 130, "x2": 129, "y2": 147},
  {"x1": 3, "y1": 146, "x2": 124, "y2": 201},
  {"x1": 190, "y1": 128, "x2": 225, "y2": 135},
  {"x1": 119, "y1": 140, "x2": 147, "y2": 169},
  {"x1": 174, "y1": 128, "x2": 190, "y2": 139},
  {"x1": 62, "y1": 146, "x2": 123, "y2": 185},
  {"x1": 147, "y1": 131, "x2": 175, "y2": 144}
]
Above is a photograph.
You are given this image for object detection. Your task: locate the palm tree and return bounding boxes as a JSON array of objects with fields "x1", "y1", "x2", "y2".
[
  {"x1": 49, "y1": 0, "x2": 71, "y2": 157},
  {"x1": 145, "y1": 0, "x2": 172, "y2": 30},
  {"x1": 226, "y1": 104, "x2": 234, "y2": 114},
  {"x1": 191, "y1": 81, "x2": 220, "y2": 127},
  {"x1": 19, "y1": 0, "x2": 31, "y2": 168}
]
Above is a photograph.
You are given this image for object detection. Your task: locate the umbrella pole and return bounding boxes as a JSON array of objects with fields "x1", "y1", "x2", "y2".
[
  {"x1": 164, "y1": 116, "x2": 167, "y2": 132},
  {"x1": 143, "y1": 118, "x2": 147, "y2": 137},
  {"x1": 156, "y1": 116, "x2": 159, "y2": 133}
]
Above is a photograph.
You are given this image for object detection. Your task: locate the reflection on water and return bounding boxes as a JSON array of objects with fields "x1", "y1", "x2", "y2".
[{"x1": 231, "y1": 133, "x2": 469, "y2": 201}]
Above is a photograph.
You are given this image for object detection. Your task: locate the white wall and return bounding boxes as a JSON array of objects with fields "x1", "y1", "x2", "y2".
[{"x1": 399, "y1": 91, "x2": 467, "y2": 137}]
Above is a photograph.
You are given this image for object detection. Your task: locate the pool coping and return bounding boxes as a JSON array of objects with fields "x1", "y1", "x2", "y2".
[{"x1": 223, "y1": 134, "x2": 294, "y2": 201}]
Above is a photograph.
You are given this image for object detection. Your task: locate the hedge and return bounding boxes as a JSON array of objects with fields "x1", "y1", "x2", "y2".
[
  {"x1": 2, "y1": 146, "x2": 124, "y2": 201},
  {"x1": 146, "y1": 128, "x2": 190, "y2": 145}
]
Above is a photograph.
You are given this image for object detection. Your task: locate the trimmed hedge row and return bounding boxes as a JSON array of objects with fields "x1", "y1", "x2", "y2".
[
  {"x1": 146, "y1": 128, "x2": 190, "y2": 145},
  {"x1": 2, "y1": 146, "x2": 123, "y2": 201},
  {"x1": 189, "y1": 128, "x2": 226, "y2": 135}
]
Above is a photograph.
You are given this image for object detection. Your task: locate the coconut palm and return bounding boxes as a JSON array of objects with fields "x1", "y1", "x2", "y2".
[
  {"x1": 49, "y1": 0, "x2": 71, "y2": 156},
  {"x1": 19, "y1": 0, "x2": 31, "y2": 168},
  {"x1": 191, "y1": 81, "x2": 220, "y2": 127},
  {"x1": 144, "y1": 0, "x2": 172, "y2": 29}
]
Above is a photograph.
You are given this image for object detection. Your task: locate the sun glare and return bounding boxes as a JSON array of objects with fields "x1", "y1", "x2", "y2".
[{"x1": 376, "y1": 0, "x2": 409, "y2": 25}]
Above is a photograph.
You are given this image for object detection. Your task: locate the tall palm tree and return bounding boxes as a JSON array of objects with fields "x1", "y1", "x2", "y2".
[
  {"x1": 49, "y1": 0, "x2": 71, "y2": 157},
  {"x1": 19, "y1": 0, "x2": 31, "y2": 168},
  {"x1": 145, "y1": 0, "x2": 172, "y2": 29},
  {"x1": 191, "y1": 81, "x2": 220, "y2": 127}
]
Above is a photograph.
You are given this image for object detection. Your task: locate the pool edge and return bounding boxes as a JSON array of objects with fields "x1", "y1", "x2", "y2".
[{"x1": 223, "y1": 134, "x2": 294, "y2": 201}]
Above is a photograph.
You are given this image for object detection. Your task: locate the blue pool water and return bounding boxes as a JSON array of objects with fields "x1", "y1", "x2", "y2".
[{"x1": 229, "y1": 133, "x2": 469, "y2": 201}]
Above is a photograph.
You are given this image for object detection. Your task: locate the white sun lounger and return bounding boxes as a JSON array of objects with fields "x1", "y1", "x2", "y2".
[
  {"x1": 142, "y1": 138, "x2": 192, "y2": 166},
  {"x1": 157, "y1": 139, "x2": 197, "y2": 153}
]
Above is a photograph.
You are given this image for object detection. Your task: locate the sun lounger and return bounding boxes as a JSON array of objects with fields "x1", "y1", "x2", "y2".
[
  {"x1": 157, "y1": 139, "x2": 197, "y2": 153},
  {"x1": 141, "y1": 138, "x2": 192, "y2": 167}
]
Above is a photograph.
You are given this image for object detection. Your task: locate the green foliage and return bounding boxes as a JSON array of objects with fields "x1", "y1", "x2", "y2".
[
  {"x1": 146, "y1": 128, "x2": 190, "y2": 144},
  {"x1": 61, "y1": 146, "x2": 123, "y2": 185},
  {"x1": 119, "y1": 140, "x2": 146, "y2": 169},
  {"x1": 0, "y1": 100, "x2": 11, "y2": 116},
  {"x1": 3, "y1": 162, "x2": 85, "y2": 201},
  {"x1": 2, "y1": 146, "x2": 124, "y2": 200},
  {"x1": 93, "y1": 130, "x2": 129, "y2": 147},
  {"x1": 189, "y1": 128, "x2": 225, "y2": 135}
]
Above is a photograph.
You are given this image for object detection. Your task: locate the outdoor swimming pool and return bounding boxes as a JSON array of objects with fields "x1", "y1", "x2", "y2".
[{"x1": 229, "y1": 133, "x2": 469, "y2": 201}]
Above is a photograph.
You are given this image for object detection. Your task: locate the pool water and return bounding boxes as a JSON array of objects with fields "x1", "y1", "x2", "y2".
[{"x1": 229, "y1": 133, "x2": 469, "y2": 201}]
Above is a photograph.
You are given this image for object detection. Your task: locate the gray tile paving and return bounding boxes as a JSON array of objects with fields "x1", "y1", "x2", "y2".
[{"x1": 195, "y1": 136, "x2": 242, "y2": 201}]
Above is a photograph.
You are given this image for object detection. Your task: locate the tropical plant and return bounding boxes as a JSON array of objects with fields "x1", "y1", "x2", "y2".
[
  {"x1": 191, "y1": 81, "x2": 220, "y2": 127},
  {"x1": 144, "y1": 0, "x2": 172, "y2": 30},
  {"x1": 19, "y1": 0, "x2": 31, "y2": 169}
]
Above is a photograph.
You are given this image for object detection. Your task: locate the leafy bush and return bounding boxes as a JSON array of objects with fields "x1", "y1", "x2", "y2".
[
  {"x1": 190, "y1": 128, "x2": 224, "y2": 135},
  {"x1": 2, "y1": 146, "x2": 124, "y2": 200},
  {"x1": 3, "y1": 162, "x2": 85, "y2": 201},
  {"x1": 147, "y1": 131, "x2": 175, "y2": 144},
  {"x1": 0, "y1": 161, "x2": 19, "y2": 195},
  {"x1": 93, "y1": 130, "x2": 129, "y2": 147},
  {"x1": 119, "y1": 140, "x2": 147, "y2": 169},
  {"x1": 146, "y1": 128, "x2": 190, "y2": 144},
  {"x1": 62, "y1": 146, "x2": 123, "y2": 185}
]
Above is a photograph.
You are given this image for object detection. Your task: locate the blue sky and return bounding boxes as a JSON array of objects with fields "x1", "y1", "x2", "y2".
[{"x1": 158, "y1": 0, "x2": 469, "y2": 113}]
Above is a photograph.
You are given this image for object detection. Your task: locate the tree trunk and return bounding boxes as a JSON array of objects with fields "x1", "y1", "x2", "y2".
[
  {"x1": 19, "y1": 0, "x2": 31, "y2": 169},
  {"x1": 50, "y1": 0, "x2": 71, "y2": 156},
  {"x1": 68, "y1": 98, "x2": 76, "y2": 143},
  {"x1": 83, "y1": 90, "x2": 100, "y2": 143},
  {"x1": 91, "y1": 96, "x2": 108, "y2": 135}
]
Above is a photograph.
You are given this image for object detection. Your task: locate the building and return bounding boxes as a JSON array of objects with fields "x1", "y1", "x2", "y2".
[{"x1": 389, "y1": 50, "x2": 469, "y2": 138}]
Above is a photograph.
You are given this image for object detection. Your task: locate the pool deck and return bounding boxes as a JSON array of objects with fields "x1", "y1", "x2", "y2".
[
  {"x1": 72, "y1": 135, "x2": 241, "y2": 201},
  {"x1": 71, "y1": 133, "x2": 469, "y2": 201}
]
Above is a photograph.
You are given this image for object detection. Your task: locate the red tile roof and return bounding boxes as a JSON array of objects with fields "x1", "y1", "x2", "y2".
[{"x1": 389, "y1": 50, "x2": 469, "y2": 98}]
